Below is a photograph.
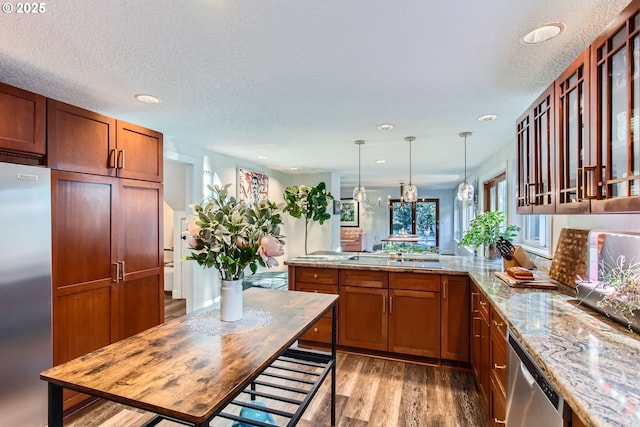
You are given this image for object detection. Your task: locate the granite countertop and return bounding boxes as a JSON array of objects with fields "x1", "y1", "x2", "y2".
[{"x1": 285, "y1": 252, "x2": 640, "y2": 427}]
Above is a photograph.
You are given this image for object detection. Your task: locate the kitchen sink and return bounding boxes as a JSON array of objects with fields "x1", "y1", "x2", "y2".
[{"x1": 344, "y1": 255, "x2": 442, "y2": 269}]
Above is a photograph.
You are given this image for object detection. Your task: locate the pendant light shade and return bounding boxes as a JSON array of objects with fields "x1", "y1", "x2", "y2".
[
  {"x1": 457, "y1": 131, "x2": 475, "y2": 202},
  {"x1": 353, "y1": 140, "x2": 367, "y2": 202},
  {"x1": 404, "y1": 136, "x2": 418, "y2": 202}
]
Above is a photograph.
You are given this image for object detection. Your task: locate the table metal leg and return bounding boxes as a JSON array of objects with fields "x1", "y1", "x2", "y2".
[
  {"x1": 48, "y1": 383, "x2": 63, "y2": 427},
  {"x1": 331, "y1": 304, "x2": 336, "y2": 426}
]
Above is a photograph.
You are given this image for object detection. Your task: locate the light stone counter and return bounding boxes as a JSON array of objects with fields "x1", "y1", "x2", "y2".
[{"x1": 285, "y1": 253, "x2": 640, "y2": 427}]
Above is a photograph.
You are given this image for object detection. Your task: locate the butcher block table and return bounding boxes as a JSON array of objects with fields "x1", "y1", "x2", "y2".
[{"x1": 41, "y1": 288, "x2": 338, "y2": 427}]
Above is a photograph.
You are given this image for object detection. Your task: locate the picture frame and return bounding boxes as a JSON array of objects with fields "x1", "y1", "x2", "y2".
[
  {"x1": 237, "y1": 168, "x2": 269, "y2": 207},
  {"x1": 340, "y1": 199, "x2": 359, "y2": 227}
]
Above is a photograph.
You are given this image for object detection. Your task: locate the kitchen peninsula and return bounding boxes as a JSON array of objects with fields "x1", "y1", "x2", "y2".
[{"x1": 286, "y1": 253, "x2": 640, "y2": 427}]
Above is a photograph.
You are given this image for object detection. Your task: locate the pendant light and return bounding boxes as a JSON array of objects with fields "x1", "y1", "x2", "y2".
[
  {"x1": 457, "y1": 131, "x2": 475, "y2": 201},
  {"x1": 403, "y1": 136, "x2": 418, "y2": 202},
  {"x1": 352, "y1": 140, "x2": 367, "y2": 202}
]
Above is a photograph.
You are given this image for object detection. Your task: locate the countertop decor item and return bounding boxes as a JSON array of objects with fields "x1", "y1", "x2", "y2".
[
  {"x1": 283, "y1": 182, "x2": 333, "y2": 254},
  {"x1": 458, "y1": 210, "x2": 520, "y2": 259},
  {"x1": 185, "y1": 183, "x2": 285, "y2": 321}
]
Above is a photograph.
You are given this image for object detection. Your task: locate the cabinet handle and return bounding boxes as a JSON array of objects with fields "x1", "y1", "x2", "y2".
[
  {"x1": 313, "y1": 327, "x2": 319, "y2": 333},
  {"x1": 493, "y1": 320, "x2": 504, "y2": 327},
  {"x1": 583, "y1": 165, "x2": 598, "y2": 199},
  {"x1": 119, "y1": 261, "x2": 125, "y2": 280},
  {"x1": 494, "y1": 418, "x2": 506, "y2": 425},
  {"x1": 576, "y1": 167, "x2": 583, "y2": 201},
  {"x1": 117, "y1": 150, "x2": 125, "y2": 169},
  {"x1": 109, "y1": 149, "x2": 117, "y2": 169},
  {"x1": 383, "y1": 296, "x2": 386, "y2": 314},
  {"x1": 389, "y1": 296, "x2": 393, "y2": 314},
  {"x1": 313, "y1": 273, "x2": 318, "y2": 279},
  {"x1": 493, "y1": 364, "x2": 506, "y2": 370},
  {"x1": 528, "y1": 183, "x2": 537, "y2": 205},
  {"x1": 443, "y1": 278, "x2": 447, "y2": 300},
  {"x1": 479, "y1": 301, "x2": 487, "y2": 307},
  {"x1": 112, "y1": 262, "x2": 120, "y2": 282}
]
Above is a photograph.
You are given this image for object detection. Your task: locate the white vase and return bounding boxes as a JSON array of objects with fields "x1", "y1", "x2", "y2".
[{"x1": 220, "y1": 279, "x2": 243, "y2": 322}]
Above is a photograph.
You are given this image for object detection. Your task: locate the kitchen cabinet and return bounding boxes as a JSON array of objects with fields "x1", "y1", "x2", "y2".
[
  {"x1": 489, "y1": 306, "x2": 508, "y2": 426},
  {"x1": 289, "y1": 267, "x2": 339, "y2": 346},
  {"x1": 516, "y1": 84, "x2": 556, "y2": 214},
  {"x1": 555, "y1": 48, "x2": 591, "y2": 214},
  {"x1": 441, "y1": 275, "x2": 470, "y2": 362},
  {"x1": 0, "y1": 82, "x2": 46, "y2": 160},
  {"x1": 51, "y1": 170, "x2": 164, "y2": 409},
  {"x1": 589, "y1": 0, "x2": 640, "y2": 212},
  {"x1": 388, "y1": 287, "x2": 441, "y2": 358},
  {"x1": 47, "y1": 100, "x2": 163, "y2": 182}
]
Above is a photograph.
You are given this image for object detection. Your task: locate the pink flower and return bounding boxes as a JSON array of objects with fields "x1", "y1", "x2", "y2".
[
  {"x1": 257, "y1": 235, "x2": 284, "y2": 267},
  {"x1": 187, "y1": 238, "x2": 198, "y2": 249},
  {"x1": 235, "y1": 235, "x2": 248, "y2": 248},
  {"x1": 187, "y1": 216, "x2": 202, "y2": 236}
]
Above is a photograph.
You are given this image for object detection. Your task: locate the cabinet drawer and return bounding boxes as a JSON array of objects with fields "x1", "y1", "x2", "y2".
[
  {"x1": 299, "y1": 317, "x2": 335, "y2": 344},
  {"x1": 471, "y1": 283, "x2": 480, "y2": 315},
  {"x1": 389, "y1": 272, "x2": 440, "y2": 291},
  {"x1": 295, "y1": 282, "x2": 338, "y2": 295},
  {"x1": 340, "y1": 269, "x2": 388, "y2": 288},
  {"x1": 295, "y1": 267, "x2": 339, "y2": 285},
  {"x1": 478, "y1": 291, "x2": 490, "y2": 322},
  {"x1": 490, "y1": 375, "x2": 507, "y2": 427},
  {"x1": 490, "y1": 333, "x2": 507, "y2": 393},
  {"x1": 490, "y1": 307, "x2": 507, "y2": 339}
]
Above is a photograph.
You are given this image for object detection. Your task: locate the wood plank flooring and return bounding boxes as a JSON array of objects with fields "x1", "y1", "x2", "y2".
[{"x1": 65, "y1": 296, "x2": 488, "y2": 426}]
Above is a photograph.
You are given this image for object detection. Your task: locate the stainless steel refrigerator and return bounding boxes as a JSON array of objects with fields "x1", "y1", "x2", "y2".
[{"x1": 0, "y1": 162, "x2": 52, "y2": 426}]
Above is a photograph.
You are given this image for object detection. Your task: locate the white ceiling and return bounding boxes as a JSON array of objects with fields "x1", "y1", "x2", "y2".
[{"x1": 0, "y1": 0, "x2": 632, "y2": 190}]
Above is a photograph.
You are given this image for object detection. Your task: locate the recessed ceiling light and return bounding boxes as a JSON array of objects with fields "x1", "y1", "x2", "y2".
[
  {"x1": 135, "y1": 94, "x2": 160, "y2": 104},
  {"x1": 257, "y1": 155, "x2": 268, "y2": 160},
  {"x1": 375, "y1": 159, "x2": 386, "y2": 164},
  {"x1": 522, "y1": 23, "x2": 564, "y2": 45},
  {"x1": 478, "y1": 114, "x2": 498, "y2": 122},
  {"x1": 377, "y1": 124, "x2": 394, "y2": 131},
  {"x1": 288, "y1": 167, "x2": 299, "y2": 171}
]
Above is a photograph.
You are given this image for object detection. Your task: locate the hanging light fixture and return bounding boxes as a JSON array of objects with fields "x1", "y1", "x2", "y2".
[
  {"x1": 352, "y1": 140, "x2": 367, "y2": 202},
  {"x1": 457, "y1": 131, "x2": 475, "y2": 201},
  {"x1": 403, "y1": 136, "x2": 418, "y2": 202}
]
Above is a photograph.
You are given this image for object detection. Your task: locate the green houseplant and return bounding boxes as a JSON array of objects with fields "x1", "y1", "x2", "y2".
[
  {"x1": 184, "y1": 183, "x2": 285, "y2": 321},
  {"x1": 459, "y1": 211, "x2": 520, "y2": 259},
  {"x1": 283, "y1": 182, "x2": 333, "y2": 254}
]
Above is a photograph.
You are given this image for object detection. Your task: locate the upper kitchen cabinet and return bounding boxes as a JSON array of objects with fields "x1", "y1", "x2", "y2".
[
  {"x1": 555, "y1": 48, "x2": 591, "y2": 214},
  {"x1": 48, "y1": 100, "x2": 163, "y2": 182},
  {"x1": 0, "y1": 82, "x2": 46, "y2": 160},
  {"x1": 516, "y1": 84, "x2": 555, "y2": 214},
  {"x1": 589, "y1": 0, "x2": 640, "y2": 213}
]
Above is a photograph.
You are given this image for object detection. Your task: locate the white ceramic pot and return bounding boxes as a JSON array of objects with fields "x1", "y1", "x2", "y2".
[{"x1": 220, "y1": 279, "x2": 243, "y2": 322}]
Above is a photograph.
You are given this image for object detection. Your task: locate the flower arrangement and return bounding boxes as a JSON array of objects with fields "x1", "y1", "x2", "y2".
[
  {"x1": 283, "y1": 182, "x2": 333, "y2": 254},
  {"x1": 595, "y1": 255, "x2": 640, "y2": 327},
  {"x1": 185, "y1": 183, "x2": 285, "y2": 281}
]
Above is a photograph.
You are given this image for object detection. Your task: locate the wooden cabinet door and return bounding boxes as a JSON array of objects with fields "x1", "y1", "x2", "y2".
[
  {"x1": 555, "y1": 48, "x2": 592, "y2": 214},
  {"x1": 441, "y1": 275, "x2": 470, "y2": 362},
  {"x1": 116, "y1": 121, "x2": 163, "y2": 182},
  {"x1": 490, "y1": 375, "x2": 507, "y2": 427},
  {"x1": 479, "y1": 310, "x2": 491, "y2": 407},
  {"x1": 470, "y1": 284, "x2": 481, "y2": 382},
  {"x1": 47, "y1": 99, "x2": 117, "y2": 176},
  {"x1": 388, "y1": 289, "x2": 441, "y2": 358},
  {"x1": 0, "y1": 82, "x2": 46, "y2": 156},
  {"x1": 112, "y1": 179, "x2": 164, "y2": 340},
  {"x1": 590, "y1": 0, "x2": 640, "y2": 213},
  {"x1": 339, "y1": 285, "x2": 387, "y2": 351}
]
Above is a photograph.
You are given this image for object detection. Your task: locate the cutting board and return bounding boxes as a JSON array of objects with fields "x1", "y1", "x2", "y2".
[
  {"x1": 548, "y1": 228, "x2": 589, "y2": 289},
  {"x1": 494, "y1": 271, "x2": 558, "y2": 290}
]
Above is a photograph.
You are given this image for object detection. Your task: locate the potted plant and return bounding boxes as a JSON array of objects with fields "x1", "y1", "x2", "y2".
[
  {"x1": 459, "y1": 211, "x2": 520, "y2": 259},
  {"x1": 184, "y1": 183, "x2": 285, "y2": 321},
  {"x1": 283, "y1": 182, "x2": 334, "y2": 254}
]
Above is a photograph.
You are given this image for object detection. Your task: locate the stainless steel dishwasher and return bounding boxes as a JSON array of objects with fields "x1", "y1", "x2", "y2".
[{"x1": 506, "y1": 330, "x2": 567, "y2": 426}]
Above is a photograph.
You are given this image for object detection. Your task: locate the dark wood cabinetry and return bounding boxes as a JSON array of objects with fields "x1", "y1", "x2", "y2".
[
  {"x1": 517, "y1": 0, "x2": 640, "y2": 214},
  {"x1": 48, "y1": 100, "x2": 163, "y2": 182},
  {"x1": 0, "y1": 82, "x2": 46, "y2": 161},
  {"x1": 51, "y1": 171, "x2": 164, "y2": 408},
  {"x1": 441, "y1": 275, "x2": 470, "y2": 362}
]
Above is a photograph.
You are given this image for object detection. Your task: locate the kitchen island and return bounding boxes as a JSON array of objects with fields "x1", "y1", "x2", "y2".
[{"x1": 286, "y1": 253, "x2": 640, "y2": 427}]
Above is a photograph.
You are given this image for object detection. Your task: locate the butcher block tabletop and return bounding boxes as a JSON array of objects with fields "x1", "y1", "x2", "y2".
[{"x1": 41, "y1": 288, "x2": 338, "y2": 425}]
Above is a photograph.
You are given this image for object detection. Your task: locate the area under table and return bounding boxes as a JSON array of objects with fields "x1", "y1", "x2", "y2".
[{"x1": 41, "y1": 288, "x2": 338, "y2": 427}]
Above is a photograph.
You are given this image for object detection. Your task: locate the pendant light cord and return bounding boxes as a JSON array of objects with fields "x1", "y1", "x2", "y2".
[
  {"x1": 409, "y1": 139, "x2": 412, "y2": 185},
  {"x1": 464, "y1": 134, "x2": 467, "y2": 184},
  {"x1": 358, "y1": 142, "x2": 362, "y2": 187}
]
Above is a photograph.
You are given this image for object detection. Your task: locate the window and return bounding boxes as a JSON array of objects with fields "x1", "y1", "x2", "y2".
[
  {"x1": 454, "y1": 198, "x2": 475, "y2": 243},
  {"x1": 522, "y1": 214, "x2": 550, "y2": 255},
  {"x1": 388, "y1": 199, "x2": 439, "y2": 247},
  {"x1": 484, "y1": 172, "x2": 506, "y2": 212}
]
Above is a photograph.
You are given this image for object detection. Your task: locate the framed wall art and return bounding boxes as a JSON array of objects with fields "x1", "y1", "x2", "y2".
[
  {"x1": 340, "y1": 199, "x2": 359, "y2": 227},
  {"x1": 238, "y1": 168, "x2": 269, "y2": 207}
]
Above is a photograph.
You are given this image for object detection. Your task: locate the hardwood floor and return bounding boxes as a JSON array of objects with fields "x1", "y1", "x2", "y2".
[
  {"x1": 164, "y1": 294, "x2": 186, "y2": 321},
  {"x1": 65, "y1": 351, "x2": 488, "y2": 427}
]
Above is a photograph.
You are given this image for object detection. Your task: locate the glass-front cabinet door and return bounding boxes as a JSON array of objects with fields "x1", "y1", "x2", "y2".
[
  {"x1": 590, "y1": 5, "x2": 640, "y2": 212},
  {"x1": 555, "y1": 49, "x2": 591, "y2": 214},
  {"x1": 516, "y1": 85, "x2": 555, "y2": 214}
]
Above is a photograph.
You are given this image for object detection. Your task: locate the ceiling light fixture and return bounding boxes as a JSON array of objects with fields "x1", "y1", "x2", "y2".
[
  {"x1": 403, "y1": 136, "x2": 418, "y2": 203},
  {"x1": 375, "y1": 159, "x2": 386, "y2": 164},
  {"x1": 377, "y1": 123, "x2": 394, "y2": 131},
  {"x1": 522, "y1": 23, "x2": 564, "y2": 45},
  {"x1": 257, "y1": 155, "x2": 268, "y2": 160},
  {"x1": 457, "y1": 132, "x2": 474, "y2": 202},
  {"x1": 135, "y1": 94, "x2": 160, "y2": 104},
  {"x1": 478, "y1": 114, "x2": 498, "y2": 122},
  {"x1": 353, "y1": 140, "x2": 367, "y2": 202}
]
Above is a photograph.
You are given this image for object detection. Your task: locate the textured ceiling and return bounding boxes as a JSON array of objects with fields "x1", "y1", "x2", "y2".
[{"x1": 0, "y1": 0, "x2": 632, "y2": 189}]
